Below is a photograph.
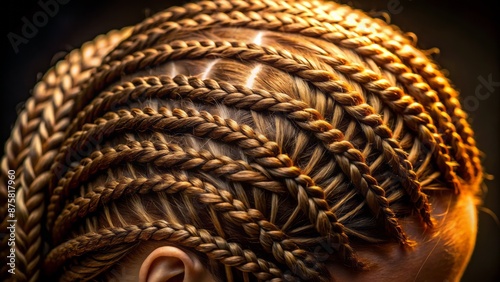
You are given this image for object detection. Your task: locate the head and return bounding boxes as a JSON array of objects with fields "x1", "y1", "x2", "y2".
[{"x1": 1, "y1": 0, "x2": 483, "y2": 281}]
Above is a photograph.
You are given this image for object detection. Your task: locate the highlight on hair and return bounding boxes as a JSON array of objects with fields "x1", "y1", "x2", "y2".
[{"x1": 0, "y1": 0, "x2": 483, "y2": 281}]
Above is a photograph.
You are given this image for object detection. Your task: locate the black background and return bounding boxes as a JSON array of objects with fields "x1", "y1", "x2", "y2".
[{"x1": 1, "y1": 0, "x2": 499, "y2": 280}]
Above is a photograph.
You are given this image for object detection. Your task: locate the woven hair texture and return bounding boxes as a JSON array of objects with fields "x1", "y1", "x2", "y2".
[{"x1": 0, "y1": 0, "x2": 482, "y2": 281}]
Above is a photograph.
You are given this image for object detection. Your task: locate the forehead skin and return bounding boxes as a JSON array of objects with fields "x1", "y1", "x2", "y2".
[{"x1": 329, "y1": 190, "x2": 478, "y2": 282}]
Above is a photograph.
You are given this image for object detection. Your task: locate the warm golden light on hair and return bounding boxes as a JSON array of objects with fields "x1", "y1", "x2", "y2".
[{"x1": 0, "y1": 0, "x2": 484, "y2": 281}]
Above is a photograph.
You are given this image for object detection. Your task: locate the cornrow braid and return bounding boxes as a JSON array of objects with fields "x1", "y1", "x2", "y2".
[
  {"x1": 123, "y1": 0, "x2": 311, "y2": 38},
  {"x1": 325, "y1": 5, "x2": 481, "y2": 177},
  {"x1": 50, "y1": 140, "x2": 287, "y2": 238},
  {"x1": 71, "y1": 38, "x2": 430, "y2": 229},
  {"x1": 102, "y1": 4, "x2": 471, "y2": 189},
  {"x1": 66, "y1": 73, "x2": 422, "y2": 240},
  {"x1": 1, "y1": 0, "x2": 484, "y2": 281},
  {"x1": 107, "y1": 0, "x2": 478, "y2": 187},
  {"x1": 54, "y1": 169, "x2": 331, "y2": 281},
  {"x1": 0, "y1": 28, "x2": 132, "y2": 282},
  {"x1": 48, "y1": 108, "x2": 359, "y2": 267},
  {"x1": 283, "y1": 0, "x2": 479, "y2": 182},
  {"x1": 45, "y1": 221, "x2": 290, "y2": 282}
]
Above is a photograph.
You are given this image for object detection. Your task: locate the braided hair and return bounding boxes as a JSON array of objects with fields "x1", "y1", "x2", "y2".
[{"x1": 0, "y1": 0, "x2": 482, "y2": 281}]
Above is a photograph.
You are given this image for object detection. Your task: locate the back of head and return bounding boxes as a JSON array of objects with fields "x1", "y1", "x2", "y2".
[{"x1": 0, "y1": 0, "x2": 483, "y2": 281}]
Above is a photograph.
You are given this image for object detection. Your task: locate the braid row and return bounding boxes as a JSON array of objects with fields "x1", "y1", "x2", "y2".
[
  {"x1": 57, "y1": 99, "x2": 404, "y2": 247},
  {"x1": 55, "y1": 172, "x2": 334, "y2": 281},
  {"x1": 272, "y1": 1, "x2": 479, "y2": 181},
  {"x1": 108, "y1": 0, "x2": 378, "y2": 60},
  {"x1": 80, "y1": 19, "x2": 448, "y2": 198},
  {"x1": 50, "y1": 141, "x2": 285, "y2": 238},
  {"x1": 389, "y1": 44, "x2": 481, "y2": 178},
  {"x1": 124, "y1": 0, "x2": 414, "y2": 47},
  {"x1": 68, "y1": 74, "x2": 313, "y2": 135},
  {"x1": 60, "y1": 244, "x2": 136, "y2": 282},
  {"x1": 100, "y1": 4, "x2": 468, "y2": 188},
  {"x1": 0, "y1": 28, "x2": 132, "y2": 282},
  {"x1": 279, "y1": 1, "x2": 478, "y2": 182},
  {"x1": 70, "y1": 73, "x2": 427, "y2": 234},
  {"x1": 127, "y1": 0, "x2": 322, "y2": 36},
  {"x1": 316, "y1": 4, "x2": 481, "y2": 176},
  {"x1": 73, "y1": 39, "x2": 426, "y2": 232},
  {"x1": 45, "y1": 221, "x2": 289, "y2": 282},
  {"x1": 0, "y1": 28, "x2": 130, "y2": 229},
  {"x1": 107, "y1": 0, "x2": 307, "y2": 61},
  {"x1": 48, "y1": 109, "x2": 361, "y2": 267},
  {"x1": 1, "y1": 1, "x2": 483, "y2": 281},
  {"x1": 314, "y1": 54, "x2": 458, "y2": 204},
  {"x1": 214, "y1": 11, "x2": 464, "y2": 190}
]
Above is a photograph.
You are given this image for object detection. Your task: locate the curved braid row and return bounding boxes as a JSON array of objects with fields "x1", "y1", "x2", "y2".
[
  {"x1": 105, "y1": 0, "x2": 299, "y2": 61},
  {"x1": 136, "y1": 0, "x2": 337, "y2": 35},
  {"x1": 1, "y1": 1, "x2": 483, "y2": 280},
  {"x1": 204, "y1": 11, "x2": 464, "y2": 190},
  {"x1": 54, "y1": 168, "x2": 332, "y2": 281},
  {"x1": 77, "y1": 11, "x2": 459, "y2": 207},
  {"x1": 102, "y1": 3, "x2": 469, "y2": 188},
  {"x1": 303, "y1": 18, "x2": 474, "y2": 183},
  {"x1": 50, "y1": 140, "x2": 286, "y2": 239},
  {"x1": 66, "y1": 75, "x2": 313, "y2": 138},
  {"x1": 72, "y1": 39, "x2": 431, "y2": 229},
  {"x1": 110, "y1": 8, "x2": 461, "y2": 189},
  {"x1": 53, "y1": 101, "x2": 405, "y2": 246},
  {"x1": 384, "y1": 40, "x2": 480, "y2": 179},
  {"x1": 47, "y1": 108, "x2": 361, "y2": 268},
  {"x1": 68, "y1": 73, "x2": 429, "y2": 233},
  {"x1": 314, "y1": 51, "x2": 472, "y2": 181},
  {"x1": 108, "y1": 0, "x2": 407, "y2": 60},
  {"x1": 135, "y1": 0, "x2": 421, "y2": 48},
  {"x1": 279, "y1": 1, "x2": 478, "y2": 181},
  {"x1": 45, "y1": 221, "x2": 290, "y2": 282},
  {"x1": 262, "y1": 1, "x2": 478, "y2": 181},
  {"x1": 0, "y1": 28, "x2": 131, "y2": 229},
  {"x1": 320, "y1": 4, "x2": 481, "y2": 176},
  {"x1": 0, "y1": 28, "x2": 132, "y2": 282},
  {"x1": 117, "y1": 0, "x2": 477, "y2": 184}
]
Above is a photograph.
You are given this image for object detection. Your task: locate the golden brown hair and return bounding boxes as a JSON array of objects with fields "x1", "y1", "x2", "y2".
[{"x1": 0, "y1": 0, "x2": 483, "y2": 281}]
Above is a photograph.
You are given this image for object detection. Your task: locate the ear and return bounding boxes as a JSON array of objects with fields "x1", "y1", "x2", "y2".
[{"x1": 138, "y1": 246, "x2": 214, "y2": 282}]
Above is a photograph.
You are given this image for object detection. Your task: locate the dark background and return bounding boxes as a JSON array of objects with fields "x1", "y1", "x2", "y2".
[{"x1": 1, "y1": 0, "x2": 499, "y2": 281}]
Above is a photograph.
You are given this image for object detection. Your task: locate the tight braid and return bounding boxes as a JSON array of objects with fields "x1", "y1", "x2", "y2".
[
  {"x1": 54, "y1": 171, "x2": 331, "y2": 281},
  {"x1": 71, "y1": 39, "x2": 429, "y2": 230},
  {"x1": 271, "y1": 0, "x2": 479, "y2": 181},
  {"x1": 0, "y1": 28, "x2": 132, "y2": 282},
  {"x1": 59, "y1": 243, "x2": 136, "y2": 282},
  {"x1": 1, "y1": 1, "x2": 484, "y2": 281},
  {"x1": 0, "y1": 28, "x2": 130, "y2": 231},
  {"x1": 53, "y1": 103, "x2": 398, "y2": 249},
  {"x1": 101, "y1": 6, "x2": 466, "y2": 189},
  {"x1": 108, "y1": 0, "x2": 476, "y2": 184},
  {"x1": 125, "y1": 0, "x2": 314, "y2": 38},
  {"x1": 48, "y1": 109, "x2": 360, "y2": 267},
  {"x1": 45, "y1": 221, "x2": 289, "y2": 282},
  {"x1": 68, "y1": 73, "x2": 426, "y2": 237},
  {"x1": 319, "y1": 4, "x2": 481, "y2": 177},
  {"x1": 107, "y1": 0, "x2": 356, "y2": 61},
  {"x1": 390, "y1": 44, "x2": 481, "y2": 179},
  {"x1": 50, "y1": 141, "x2": 286, "y2": 238},
  {"x1": 281, "y1": 1, "x2": 478, "y2": 182}
]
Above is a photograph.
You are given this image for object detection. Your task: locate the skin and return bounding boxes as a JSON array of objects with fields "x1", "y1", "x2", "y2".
[
  {"x1": 138, "y1": 246, "x2": 215, "y2": 282},
  {"x1": 116, "y1": 190, "x2": 478, "y2": 282}
]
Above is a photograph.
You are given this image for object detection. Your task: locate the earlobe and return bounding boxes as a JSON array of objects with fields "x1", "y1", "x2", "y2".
[{"x1": 139, "y1": 246, "x2": 214, "y2": 282}]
